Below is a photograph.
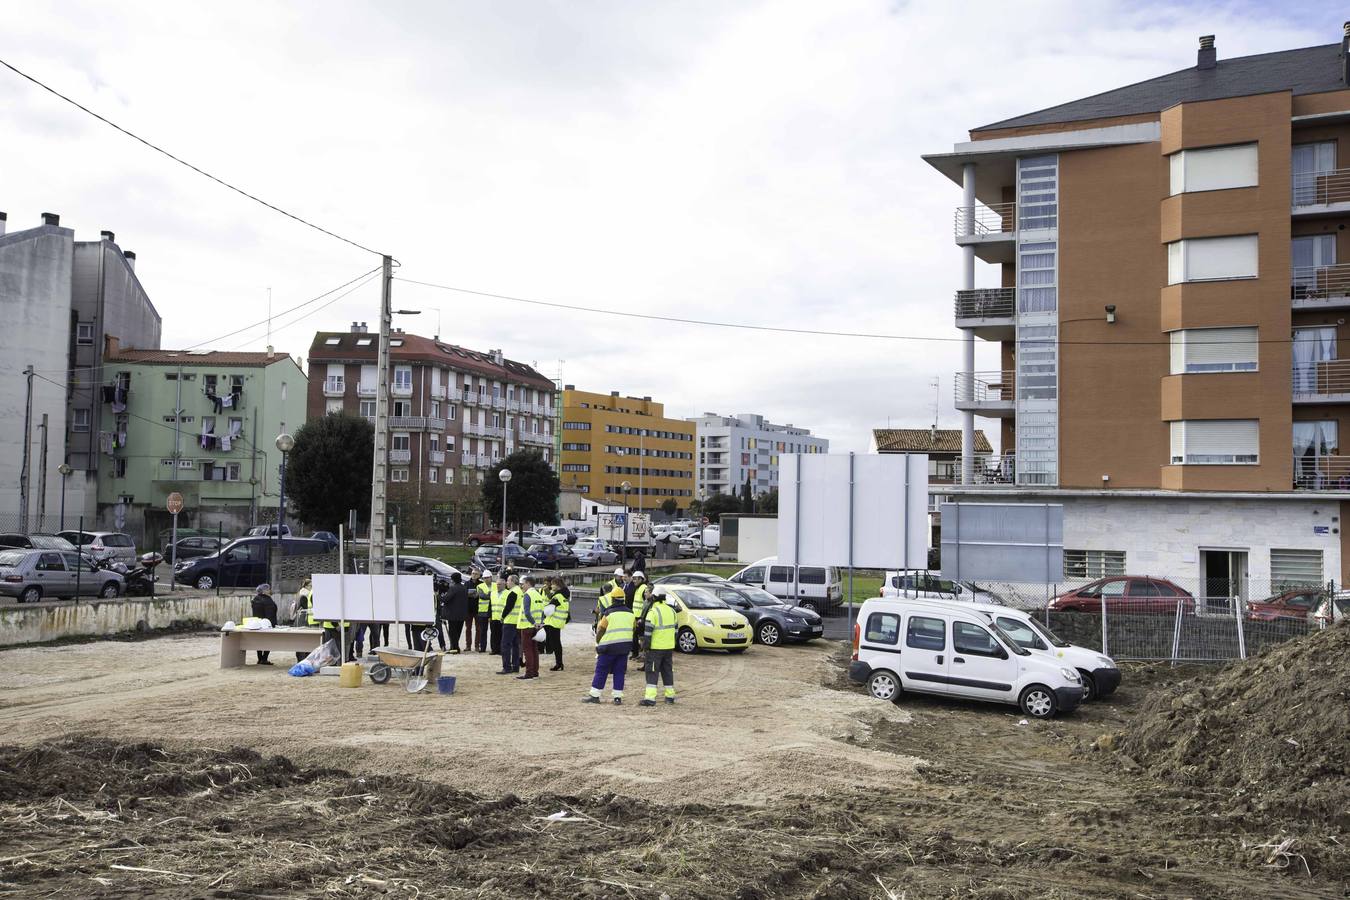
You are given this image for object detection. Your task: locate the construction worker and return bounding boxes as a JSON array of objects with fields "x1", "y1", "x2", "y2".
[
  {"x1": 489, "y1": 570, "x2": 507, "y2": 655},
  {"x1": 462, "y1": 569, "x2": 478, "y2": 651},
  {"x1": 595, "y1": 567, "x2": 626, "y2": 627},
  {"x1": 498, "y1": 574, "x2": 523, "y2": 675},
  {"x1": 516, "y1": 575, "x2": 546, "y2": 679},
  {"x1": 627, "y1": 572, "x2": 650, "y2": 660},
  {"x1": 293, "y1": 578, "x2": 315, "y2": 662},
  {"x1": 544, "y1": 576, "x2": 570, "y2": 671},
  {"x1": 640, "y1": 591, "x2": 678, "y2": 706},
  {"x1": 296, "y1": 578, "x2": 350, "y2": 660},
  {"x1": 473, "y1": 569, "x2": 492, "y2": 652},
  {"x1": 585, "y1": 584, "x2": 633, "y2": 705}
]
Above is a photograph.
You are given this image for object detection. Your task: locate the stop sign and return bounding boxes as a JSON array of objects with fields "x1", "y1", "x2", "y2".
[{"x1": 166, "y1": 492, "x2": 184, "y2": 515}]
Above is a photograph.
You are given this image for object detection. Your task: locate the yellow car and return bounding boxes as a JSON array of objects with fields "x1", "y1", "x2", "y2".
[{"x1": 661, "y1": 586, "x2": 751, "y2": 654}]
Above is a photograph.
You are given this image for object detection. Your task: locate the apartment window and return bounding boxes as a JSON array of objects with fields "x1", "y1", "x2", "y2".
[
  {"x1": 392, "y1": 433, "x2": 410, "y2": 452},
  {"x1": 1169, "y1": 327, "x2": 1258, "y2": 374},
  {"x1": 431, "y1": 400, "x2": 441, "y2": 418},
  {"x1": 446, "y1": 468, "x2": 454, "y2": 485},
  {"x1": 446, "y1": 436, "x2": 455, "y2": 452},
  {"x1": 393, "y1": 400, "x2": 412, "y2": 417},
  {"x1": 359, "y1": 400, "x2": 376, "y2": 421},
  {"x1": 76, "y1": 322, "x2": 94, "y2": 345},
  {"x1": 1064, "y1": 550, "x2": 1126, "y2": 580},
  {"x1": 429, "y1": 468, "x2": 438, "y2": 483},
  {"x1": 1018, "y1": 241, "x2": 1057, "y2": 313},
  {"x1": 1292, "y1": 141, "x2": 1337, "y2": 206},
  {"x1": 447, "y1": 405, "x2": 457, "y2": 421},
  {"x1": 324, "y1": 337, "x2": 340, "y2": 345},
  {"x1": 325, "y1": 398, "x2": 344, "y2": 415},
  {"x1": 563, "y1": 421, "x2": 591, "y2": 430},
  {"x1": 356, "y1": 337, "x2": 373, "y2": 347},
  {"x1": 72, "y1": 408, "x2": 90, "y2": 432},
  {"x1": 1169, "y1": 419, "x2": 1259, "y2": 465},
  {"x1": 1167, "y1": 235, "x2": 1258, "y2": 284},
  {"x1": 1292, "y1": 235, "x2": 1337, "y2": 299},
  {"x1": 1017, "y1": 155, "x2": 1059, "y2": 231},
  {"x1": 1169, "y1": 144, "x2": 1258, "y2": 195},
  {"x1": 394, "y1": 366, "x2": 413, "y2": 390},
  {"x1": 391, "y1": 468, "x2": 409, "y2": 482},
  {"x1": 1271, "y1": 548, "x2": 1324, "y2": 589}
]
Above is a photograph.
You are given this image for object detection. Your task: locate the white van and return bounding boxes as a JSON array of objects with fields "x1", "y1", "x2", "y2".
[
  {"x1": 729, "y1": 556, "x2": 843, "y2": 615},
  {"x1": 848, "y1": 597, "x2": 1084, "y2": 718},
  {"x1": 880, "y1": 572, "x2": 1000, "y2": 605},
  {"x1": 929, "y1": 600, "x2": 1120, "y2": 702}
]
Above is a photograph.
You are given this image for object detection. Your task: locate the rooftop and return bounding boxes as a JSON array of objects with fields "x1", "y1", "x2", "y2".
[
  {"x1": 308, "y1": 330, "x2": 555, "y2": 391},
  {"x1": 873, "y1": 428, "x2": 992, "y2": 454},
  {"x1": 107, "y1": 349, "x2": 297, "y2": 368}
]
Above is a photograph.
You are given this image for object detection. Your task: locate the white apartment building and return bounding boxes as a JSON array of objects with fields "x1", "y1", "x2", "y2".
[{"x1": 692, "y1": 412, "x2": 828, "y2": 498}]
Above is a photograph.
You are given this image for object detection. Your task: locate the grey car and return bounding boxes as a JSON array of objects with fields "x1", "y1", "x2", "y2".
[
  {"x1": 0, "y1": 549, "x2": 125, "y2": 603},
  {"x1": 58, "y1": 530, "x2": 138, "y2": 566},
  {"x1": 572, "y1": 539, "x2": 620, "y2": 566}
]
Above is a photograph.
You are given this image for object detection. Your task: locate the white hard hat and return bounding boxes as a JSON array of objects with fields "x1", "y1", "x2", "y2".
[
  {"x1": 633, "y1": 571, "x2": 645, "y2": 580},
  {"x1": 614, "y1": 568, "x2": 625, "y2": 576}
]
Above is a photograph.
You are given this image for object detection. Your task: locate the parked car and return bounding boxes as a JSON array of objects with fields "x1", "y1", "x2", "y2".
[
  {"x1": 507, "y1": 530, "x2": 559, "y2": 547},
  {"x1": 162, "y1": 536, "x2": 224, "y2": 563},
  {"x1": 472, "y1": 542, "x2": 538, "y2": 573},
  {"x1": 728, "y1": 557, "x2": 844, "y2": 615},
  {"x1": 699, "y1": 582, "x2": 823, "y2": 646},
  {"x1": 172, "y1": 537, "x2": 329, "y2": 590},
  {"x1": 310, "y1": 531, "x2": 339, "y2": 549},
  {"x1": 244, "y1": 524, "x2": 291, "y2": 538},
  {"x1": 383, "y1": 555, "x2": 462, "y2": 587},
  {"x1": 880, "y1": 572, "x2": 1001, "y2": 604},
  {"x1": 1247, "y1": 588, "x2": 1322, "y2": 622},
  {"x1": 465, "y1": 527, "x2": 504, "y2": 548},
  {"x1": 0, "y1": 533, "x2": 78, "y2": 553},
  {"x1": 849, "y1": 596, "x2": 1084, "y2": 719},
  {"x1": 572, "y1": 539, "x2": 620, "y2": 567},
  {"x1": 533, "y1": 526, "x2": 576, "y2": 545},
  {"x1": 527, "y1": 542, "x2": 579, "y2": 569},
  {"x1": 1048, "y1": 577, "x2": 1195, "y2": 615},
  {"x1": 56, "y1": 530, "x2": 138, "y2": 565},
  {"x1": 654, "y1": 572, "x2": 727, "y2": 587},
  {"x1": 657, "y1": 585, "x2": 751, "y2": 654},
  {"x1": 0, "y1": 549, "x2": 124, "y2": 602}
]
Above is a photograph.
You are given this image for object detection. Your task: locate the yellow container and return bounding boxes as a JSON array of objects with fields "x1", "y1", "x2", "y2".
[{"x1": 338, "y1": 662, "x2": 363, "y2": 688}]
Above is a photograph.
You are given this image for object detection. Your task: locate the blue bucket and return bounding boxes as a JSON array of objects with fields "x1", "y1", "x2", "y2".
[{"x1": 437, "y1": 675, "x2": 457, "y2": 695}]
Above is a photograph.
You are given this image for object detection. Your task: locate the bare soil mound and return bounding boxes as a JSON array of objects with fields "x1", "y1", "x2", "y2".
[{"x1": 1117, "y1": 624, "x2": 1350, "y2": 827}]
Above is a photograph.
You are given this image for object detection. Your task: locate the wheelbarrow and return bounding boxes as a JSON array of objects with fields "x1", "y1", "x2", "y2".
[{"x1": 369, "y1": 628, "x2": 442, "y2": 692}]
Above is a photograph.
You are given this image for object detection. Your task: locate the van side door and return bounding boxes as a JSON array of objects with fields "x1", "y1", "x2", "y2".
[
  {"x1": 949, "y1": 619, "x2": 1018, "y2": 701},
  {"x1": 859, "y1": 610, "x2": 902, "y2": 669},
  {"x1": 766, "y1": 565, "x2": 794, "y2": 601},
  {"x1": 798, "y1": 566, "x2": 827, "y2": 602},
  {"x1": 901, "y1": 613, "x2": 949, "y2": 693}
]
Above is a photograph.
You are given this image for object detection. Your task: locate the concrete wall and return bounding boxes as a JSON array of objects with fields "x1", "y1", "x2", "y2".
[{"x1": 0, "y1": 593, "x2": 252, "y2": 646}]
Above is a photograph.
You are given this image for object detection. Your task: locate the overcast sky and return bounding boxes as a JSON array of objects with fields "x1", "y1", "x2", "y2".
[{"x1": 3, "y1": 0, "x2": 1340, "y2": 453}]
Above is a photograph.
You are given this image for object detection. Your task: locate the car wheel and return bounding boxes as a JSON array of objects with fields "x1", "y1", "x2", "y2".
[
  {"x1": 1077, "y1": 670, "x2": 1096, "y2": 703},
  {"x1": 100, "y1": 582, "x2": 121, "y2": 599},
  {"x1": 1019, "y1": 684, "x2": 1058, "y2": 719},
  {"x1": 468, "y1": 539, "x2": 480, "y2": 548},
  {"x1": 195, "y1": 573, "x2": 216, "y2": 590},
  {"x1": 20, "y1": 586, "x2": 41, "y2": 604},
  {"x1": 798, "y1": 599, "x2": 820, "y2": 614},
  {"x1": 867, "y1": 670, "x2": 901, "y2": 702},
  {"x1": 676, "y1": 627, "x2": 698, "y2": 654},
  {"x1": 757, "y1": 621, "x2": 782, "y2": 646}
]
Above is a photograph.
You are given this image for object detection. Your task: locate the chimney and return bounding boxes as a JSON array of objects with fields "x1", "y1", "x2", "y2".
[
  {"x1": 492, "y1": 349, "x2": 503, "y2": 365},
  {"x1": 350, "y1": 321, "x2": 362, "y2": 333},
  {"x1": 1197, "y1": 34, "x2": 1216, "y2": 70},
  {"x1": 124, "y1": 251, "x2": 136, "y2": 270},
  {"x1": 104, "y1": 335, "x2": 120, "y2": 358},
  {"x1": 1343, "y1": 21, "x2": 1350, "y2": 86},
  {"x1": 100, "y1": 230, "x2": 115, "y2": 243},
  {"x1": 0, "y1": 211, "x2": 6, "y2": 237},
  {"x1": 41, "y1": 212, "x2": 60, "y2": 227}
]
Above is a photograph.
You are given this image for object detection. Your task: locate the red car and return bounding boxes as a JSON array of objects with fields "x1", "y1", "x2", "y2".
[
  {"x1": 1246, "y1": 589, "x2": 1320, "y2": 622},
  {"x1": 465, "y1": 528, "x2": 504, "y2": 548},
  {"x1": 1049, "y1": 576, "x2": 1195, "y2": 614}
]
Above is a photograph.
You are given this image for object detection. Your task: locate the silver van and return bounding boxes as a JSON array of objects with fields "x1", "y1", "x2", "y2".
[
  {"x1": 0, "y1": 549, "x2": 125, "y2": 602},
  {"x1": 728, "y1": 556, "x2": 843, "y2": 615}
]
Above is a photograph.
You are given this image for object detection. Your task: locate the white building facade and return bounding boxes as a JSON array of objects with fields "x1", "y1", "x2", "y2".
[{"x1": 692, "y1": 413, "x2": 828, "y2": 498}]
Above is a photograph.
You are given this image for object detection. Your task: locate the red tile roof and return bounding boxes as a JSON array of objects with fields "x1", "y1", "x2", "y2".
[
  {"x1": 307, "y1": 331, "x2": 555, "y2": 390},
  {"x1": 873, "y1": 428, "x2": 992, "y2": 454}
]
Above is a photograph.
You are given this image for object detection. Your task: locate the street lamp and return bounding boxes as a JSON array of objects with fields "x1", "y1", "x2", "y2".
[
  {"x1": 275, "y1": 432, "x2": 294, "y2": 585},
  {"x1": 57, "y1": 463, "x2": 72, "y2": 530},
  {"x1": 621, "y1": 480, "x2": 632, "y2": 562},
  {"x1": 499, "y1": 468, "x2": 512, "y2": 559}
]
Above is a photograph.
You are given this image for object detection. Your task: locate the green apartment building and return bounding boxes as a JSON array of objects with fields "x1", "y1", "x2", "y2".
[{"x1": 95, "y1": 347, "x2": 307, "y2": 545}]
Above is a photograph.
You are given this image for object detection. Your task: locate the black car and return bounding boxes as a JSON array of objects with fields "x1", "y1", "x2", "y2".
[
  {"x1": 472, "y1": 543, "x2": 538, "y2": 573},
  {"x1": 697, "y1": 582, "x2": 823, "y2": 646},
  {"x1": 526, "y1": 543, "x2": 579, "y2": 569},
  {"x1": 382, "y1": 555, "x2": 463, "y2": 587},
  {"x1": 173, "y1": 537, "x2": 329, "y2": 590},
  {"x1": 311, "y1": 531, "x2": 339, "y2": 549},
  {"x1": 162, "y1": 536, "x2": 224, "y2": 563},
  {"x1": 0, "y1": 533, "x2": 78, "y2": 552}
]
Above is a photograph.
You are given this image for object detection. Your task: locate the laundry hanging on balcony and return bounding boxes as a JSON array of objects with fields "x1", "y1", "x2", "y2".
[{"x1": 200, "y1": 416, "x2": 217, "y2": 450}]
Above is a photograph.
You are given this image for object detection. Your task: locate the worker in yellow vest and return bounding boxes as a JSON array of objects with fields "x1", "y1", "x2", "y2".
[
  {"x1": 543, "y1": 576, "x2": 570, "y2": 671},
  {"x1": 297, "y1": 577, "x2": 352, "y2": 661},
  {"x1": 639, "y1": 591, "x2": 678, "y2": 706},
  {"x1": 594, "y1": 568, "x2": 626, "y2": 629},
  {"x1": 584, "y1": 588, "x2": 634, "y2": 705},
  {"x1": 498, "y1": 575, "x2": 523, "y2": 675},
  {"x1": 473, "y1": 570, "x2": 492, "y2": 653},
  {"x1": 627, "y1": 572, "x2": 649, "y2": 661},
  {"x1": 516, "y1": 575, "x2": 546, "y2": 679},
  {"x1": 489, "y1": 571, "x2": 506, "y2": 655}
]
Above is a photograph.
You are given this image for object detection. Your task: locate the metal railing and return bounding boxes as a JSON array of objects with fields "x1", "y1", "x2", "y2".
[
  {"x1": 357, "y1": 383, "x2": 377, "y2": 397},
  {"x1": 1292, "y1": 168, "x2": 1350, "y2": 207},
  {"x1": 484, "y1": 426, "x2": 506, "y2": 439},
  {"x1": 492, "y1": 397, "x2": 506, "y2": 410},
  {"x1": 1293, "y1": 454, "x2": 1350, "y2": 490},
  {"x1": 391, "y1": 382, "x2": 413, "y2": 397},
  {"x1": 954, "y1": 287, "x2": 1015, "y2": 320},
  {"x1": 462, "y1": 421, "x2": 487, "y2": 437},
  {"x1": 461, "y1": 392, "x2": 481, "y2": 406},
  {"x1": 1291, "y1": 263, "x2": 1350, "y2": 305},
  {"x1": 948, "y1": 453, "x2": 1017, "y2": 485},
  {"x1": 954, "y1": 370, "x2": 1015, "y2": 404},
  {"x1": 389, "y1": 449, "x2": 412, "y2": 464},
  {"x1": 954, "y1": 202, "x2": 1016, "y2": 238},
  {"x1": 387, "y1": 416, "x2": 444, "y2": 431},
  {"x1": 476, "y1": 453, "x2": 492, "y2": 466},
  {"x1": 429, "y1": 450, "x2": 446, "y2": 465},
  {"x1": 521, "y1": 431, "x2": 551, "y2": 446},
  {"x1": 461, "y1": 451, "x2": 475, "y2": 466},
  {"x1": 322, "y1": 377, "x2": 345, "y2": 397},
  {"x1": 1293, "y1": 359, "x2": 1350, "y2": 399},
  {"x1": 430, "y1": 385, "x2": 447, "y2": 400}
]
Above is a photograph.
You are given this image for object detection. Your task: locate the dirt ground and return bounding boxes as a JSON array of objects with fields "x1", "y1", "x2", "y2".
[{"x1": 0, "y1": 626, "x2": 1346, "y2": 898}]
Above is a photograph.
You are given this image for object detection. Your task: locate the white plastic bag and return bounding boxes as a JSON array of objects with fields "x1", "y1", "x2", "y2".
[{"x1": 302, "y1": 638, "x2": 340, "y2": 670}]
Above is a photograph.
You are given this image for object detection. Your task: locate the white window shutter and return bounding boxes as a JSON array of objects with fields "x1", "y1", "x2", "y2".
[
  {"x1": 1170, "y1": 421, "x2": 1185, "y2": 463},
  {"x1": 1182, "y1": 327, "x2": 1258, "y2": 372},
  {"x1": 1173, "y1": 144, "x2": 1258, "y2": 194},
  {"x1": 1185, "y1": 235, "x2": 1258, "y2": 281}
]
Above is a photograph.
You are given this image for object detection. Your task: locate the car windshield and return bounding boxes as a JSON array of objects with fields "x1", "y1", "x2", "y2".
[
  {"x1": 674, "y1": 588, "x2": 728, "y2": 610},
  {"x1": 1025, "y1": 616, "x2": 1071, "y2": 648},
  {"x1": 527, "y1": 544, "x2": 551, "y2": 554},
  {"x1": 0, "y1": 550, "x2": 26, "y2": 568},
  {"x1": 30, "y1": 535, "x2": 76, "y2": 551},
  {"x1": 986, "y1": 620, "x2": 1031, "y2": 656},
  {"x1": 737, "y1": 586, "x2": 784, "y2": 607}
]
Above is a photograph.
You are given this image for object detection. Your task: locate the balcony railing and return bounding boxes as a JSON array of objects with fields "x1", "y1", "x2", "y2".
[
  {"x1": 388, "y1": 416, "x2": 446, "y2": 431},
  {"x1": 1293, "y1": 359, "x2": 1350, "y2": 401},
  {"x1": 391, "y1": 382, "x2": 413, "y2": 397},
  {"x1": 954, "y1": 202, "x2": 1016, "y2": 238},
  {"x1": 389, "y1": 449, "x2": 412, "y2": 464},
  {"x1": 954, "y1": 370, "x2": 1015, "y2": 404},
  {"x1": 954, "y1": 287, "x2": 1015, "y2": 320},
  {"x1": 429, "y1": 450, "x2": 446, "y2": 465},
  {"x1": 322, "y1": 377, "x2": 345, "y2": 397},
  {"x1": 461, "y1": 392, "x2": 481, "y2": 406},
  {"x1": 357, "y1": 383, "x2": 377, "y2": 397},
  {"x1": 1292, "y1": 168, "x2": 1350, "y2": 208},
  {"x1": 463, "y1": 421, "x2": 488, "y2": 437},
  {"x1": 1292, "y1": 263, "x2": 1350, "y2": 306},
  {"x1": 1293, "y1": 454, "x2": 1350, "y2": 490},
  {"x1": 430, "y1": 385, "x2": 447, "y2": 400},
  {"x1": 491, "y1": 397, "x2": 506, "y2": 410},
  {"x1": 484, "y1": 426, "x2": 506, "y2": 439},
  {"x1": 948, "y1": 453, "x2": 1018, "y2": 485},
  {"x1": 477, "y1": 453, "x2": 492, "y2": 467},
  {"x1": 461, "y1": 451, "x2": 475, "y2": 466},
  {"x1": 521, "y1": 431, "x2": 551, "y2": 446}
]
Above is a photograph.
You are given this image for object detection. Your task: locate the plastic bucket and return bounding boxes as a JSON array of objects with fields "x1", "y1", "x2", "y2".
[
  {"x1": 338, "y1": 662, "x2": 363, "y2": 688},
  {"x1": 437, "y1": 675, "x2": 457, "y2": 695}
]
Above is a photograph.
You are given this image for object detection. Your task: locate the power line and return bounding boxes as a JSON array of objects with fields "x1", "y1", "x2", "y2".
[{"x1": 0, "y1": 57, "x2": 385, "y2": 258}]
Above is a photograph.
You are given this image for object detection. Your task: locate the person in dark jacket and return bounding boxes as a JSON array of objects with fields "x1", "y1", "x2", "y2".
[
  {"x1": 433, "y1": 580, "x2": 450, "y2": 651},
  {"x1": 444, "y1": 572, "x2": 470, "y2": 653},
  {"x1": 631, "y1": 548, "x2": 647, "y2": 576},
  {"x1": 251, "y1": 583, "x2": 278, "y2": 665}
]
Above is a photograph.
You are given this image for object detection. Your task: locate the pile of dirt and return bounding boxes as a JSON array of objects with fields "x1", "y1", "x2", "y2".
[{"x1": 1117, "y1": 624, "x2": 1350, "y2": 826}]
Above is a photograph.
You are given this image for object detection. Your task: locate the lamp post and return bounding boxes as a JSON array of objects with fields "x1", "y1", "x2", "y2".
[
  {"x1": 621, "y1": 480, "x2": 632, "y2": 562},
  {"x1": 499, "y1": 468, "x2": 512, "y2": 565},
  {"x1": 57, "y1": 463, "x2": 72, "y2": 530},
  {"x1": 275, "y1": 432, "x2": 294, "y2": 589}
]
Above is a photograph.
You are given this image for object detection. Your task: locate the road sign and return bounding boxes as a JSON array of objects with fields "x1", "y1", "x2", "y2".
[
  {"x1": 613, "y1": 513, "x2": 626, "y2": 525},
  {"x1": 166, "y1": 492, "x2": 184, "y2": 514}
]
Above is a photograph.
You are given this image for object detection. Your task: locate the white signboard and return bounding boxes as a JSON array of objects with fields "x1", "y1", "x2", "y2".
[
  {"x1": 778, "y1": 453, "x2": 928, "y2": 569},
  {"x1": 311, "y1": 573, "x2": 435, "y2": 623}
]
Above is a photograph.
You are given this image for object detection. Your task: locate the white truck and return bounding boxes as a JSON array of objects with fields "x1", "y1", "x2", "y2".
[{"x1": 593, "y1": 512, "x2": 655, "y2": 558}]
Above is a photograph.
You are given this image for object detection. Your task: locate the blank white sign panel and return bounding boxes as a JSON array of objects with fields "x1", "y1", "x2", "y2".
[
  {"x1": 312, "y1": 574, "x2": 435, "y2": 622},
  {"x1": 777, "y1": 453, "x2": 929, "y2": 569}
]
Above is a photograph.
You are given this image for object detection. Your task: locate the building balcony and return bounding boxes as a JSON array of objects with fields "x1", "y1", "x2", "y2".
[
  {"x1": 1292, "y1": 168, "x2": 1350, "y2": 216},
  {"x1": 463, "y1": 421, "x2": 487, "y2": 437},
  {"x1": 491, "y1": 397, "x2": 506, "y2": 410},
  {"x1": 322, "y1": 377, "x2": 345, "y2": 397},
  {"x1": 521, "y1": 431, "x2": 551, "y2": 446},
  {"x1": 391, "y1": 383, "x2": 413, "y2": 397},
  {"x1": 388, "y1": 416, "x2": 446, "y2": 432},
  {"x1": 1292, "y1": 263, "x2": 1350, "y2": 311},
  {"x1": 429, "y1": 450, "x2": 446, "y2": 465},
  {"x1": 1293, "y1": 454, "x2": 1350, "y2": 490},
  {"x1": 461, "y1": 451, "x2": 475, "y2": 466},
  {"x1": 477, "y1": 453, "x2": 492, "y2": 467},
  {"x1": 954, "y1": 288, "x2": 1015, "y2": 340},
  {"x1": 948, "y1": 453, "x2": 1019, "y2": 486},
  {"x1": 357, "y1": 383, "x2": 377, "y2": 397},
  {"x1": 1293, "y1": 360, "x2": 1350, "y2": 404},
  {"x1": 430, "y1": 385, "x2": 447, "y2": 400},
  {"x1": 954, "y1": 202, "x2": 1016, "y2": 264},
  {"x1": 389, "y1": 449, "x2": 412, "y2": 464},
  {"x1": 461, "y1": 392, "x2": 481, "y2": 406},
  {"x1": 953, "y1": 370, "x2": 1015, "y2": 418},
  {"x1": 484, "y1": 426, "x2": 506, "y2": 439}
]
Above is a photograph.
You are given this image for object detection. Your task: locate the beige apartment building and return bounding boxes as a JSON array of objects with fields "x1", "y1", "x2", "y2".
[{"x1": 927, "y1": 27, "x2": 1350, "y2": 590}]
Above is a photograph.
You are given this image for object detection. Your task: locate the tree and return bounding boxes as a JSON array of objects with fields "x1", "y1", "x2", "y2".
[
  {"x1": 481, "y1": 450, "x2": 560, "y2": 530},
  {"x1": 759, "y1": 489, "x2": 778, "y2": 515},
  {"x1": 286, "y1": 414, "x2": 374, "y2": 531},
  {"x1": 740, "y1": 477, "x2": 754, "y2": 513},
  {"x1": 702, "y1": 492, "x2": 740, "y2": 523},
  {"x1": 688, "y1": 497, "x2": 703, "y2": 518},
  {"x1": 660, "y1": 498, "x2": 678, "y2": 517}
]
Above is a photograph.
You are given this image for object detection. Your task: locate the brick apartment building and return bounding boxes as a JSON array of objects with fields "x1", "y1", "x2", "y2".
[
  {"x1": 306, "y1": 325, "x2": 557, "y2": 538},
  {"x1": 926, "y1": 26, "x2": 1350, "y2": 592}
]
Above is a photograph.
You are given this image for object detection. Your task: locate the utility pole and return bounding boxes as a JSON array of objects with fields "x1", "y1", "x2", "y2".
[
  {"x1": 37, "y1": 414, "x2": 49, "y2": 526},
  {"x1": 19, "y1": 365, "x2": 34, "y2": 532},
  {"x1": 369, "y1": 254, "x2": 393, "y2": 570}
]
